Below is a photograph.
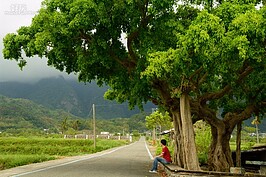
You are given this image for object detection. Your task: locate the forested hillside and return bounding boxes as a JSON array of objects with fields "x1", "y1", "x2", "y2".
[
  {"x1": 0, "y1": 95, "x2": 149, "y2": 134},
  {"x1": 0, "y1": 95, "x2": 79, "y2": 131},
  {"x1": 0, "y1": 76, "x2": 154, "y2": 118}
]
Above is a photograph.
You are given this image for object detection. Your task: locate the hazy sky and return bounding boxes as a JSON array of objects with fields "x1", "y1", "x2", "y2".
[{"x1": 0, "y1": 0, "x2": 75, "y2": 82}]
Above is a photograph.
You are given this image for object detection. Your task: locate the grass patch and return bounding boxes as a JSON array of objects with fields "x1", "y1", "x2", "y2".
[
  {"x1": 0, "y1": 155, "x2": 55, "y2": 170},
  {"x1": 0, "y1": 137, "x2": 128, "y2": 170}
]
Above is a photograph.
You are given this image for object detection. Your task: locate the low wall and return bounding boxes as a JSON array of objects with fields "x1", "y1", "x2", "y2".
[
  {"x1": 161, "y1": 164, "x2": 266, "y2": 177},
  {"x1": 64, "y1": 134, "x2": 131, "y2": 140}
]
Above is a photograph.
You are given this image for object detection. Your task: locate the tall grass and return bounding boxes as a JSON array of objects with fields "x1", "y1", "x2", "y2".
[{"x1": 0, "y1": 137, "x2": 128, "y2": 170}]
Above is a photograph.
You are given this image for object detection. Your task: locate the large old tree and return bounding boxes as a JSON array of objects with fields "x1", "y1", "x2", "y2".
[
  {"x1": 3, "y1": 0, "x2": 265, "y2": 171},
  {"x1": 143, "y1": 2, "x2": 265, "y2": 171}
]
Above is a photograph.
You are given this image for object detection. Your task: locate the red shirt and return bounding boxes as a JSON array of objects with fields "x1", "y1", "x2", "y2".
[{"x1": 162, "y1": 146, "x2": 172, "y2": 163}]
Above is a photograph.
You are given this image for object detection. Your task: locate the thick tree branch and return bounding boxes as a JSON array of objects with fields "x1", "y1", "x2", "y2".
[
  {"x1": 224, "y1": 104, "x2": 256, "y2": 128},
  {"x1": 189, "y1": 66, "x2": 203, "y2": 81},
  {"x1": 152, "y1": 79, "x2": 180, "y2": 111},
  {"x1": 127, "y1": 31, "x2": 138, "y2": 64},
  {"x1": 127, "y1": 0, "x2": 151, "y2": 65},
  {"x1": 79, "y1": 30, "x2": 92, "y2": 43},
  {"x1": 198, "y1": 72, "x2": 208, "y2": 86},
  {"x1": 187, "y1": 66, "x2": 208, "y2": 94},
  {"x1": 200, "y1": 65, "x2": 254, "y2": 103},
  {"x1": 200, "y1": 104, "x2": 224, "y2": 128}
]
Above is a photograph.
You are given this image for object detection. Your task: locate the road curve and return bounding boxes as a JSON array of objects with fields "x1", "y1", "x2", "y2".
[{"x1": 0, "y1": 137, "x2": 158, "y2": 177}]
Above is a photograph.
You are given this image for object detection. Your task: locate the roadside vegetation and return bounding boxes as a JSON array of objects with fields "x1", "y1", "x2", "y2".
[
  {"x1": 149, "y1": 120, "x2": 266, "y2": 166},
  {"x1": 0, "y1": 136, "x2": 128, "y2": 170}
]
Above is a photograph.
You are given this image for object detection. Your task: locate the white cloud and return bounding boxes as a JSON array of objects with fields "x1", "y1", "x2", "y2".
[{"x1": 0, "y1": 0, "x2": 76, "y2": 82}]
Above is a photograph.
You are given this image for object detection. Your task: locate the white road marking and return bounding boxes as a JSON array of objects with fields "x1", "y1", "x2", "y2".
[
  {"x1": 145, "y1": 141, "x2": 154, "y2": 160},
  {"x1": 12, "y1": 143, "x2": 135, "y2": 177}
]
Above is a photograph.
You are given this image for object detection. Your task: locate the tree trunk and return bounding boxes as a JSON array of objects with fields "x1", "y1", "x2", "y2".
[
  {"x1": 236, "y1": 122, "x2": 242, "y2": 167},
  {"x1": 201, "y1": 97, "x2": 259, "y2": 172},
  {"x1": 152, "y1": 127, "x2": 156, "y2": 145},
  {"x1": 255, "y1": 124, "x2": 259, "y2": 144},
  {"x1": 208, "y1": 125, "x2": 233, "y2": 172},
  {"x1": 179, "y1": 93, "x2": 201, "y2": 170},
  {"x1": 172, "y1": 111, "x2": 185, "y2": 167}
]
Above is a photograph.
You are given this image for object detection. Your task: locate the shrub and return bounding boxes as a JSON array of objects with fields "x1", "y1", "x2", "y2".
[{"x1": 194, "y1": 121, "x2": 212, "y2": 165}]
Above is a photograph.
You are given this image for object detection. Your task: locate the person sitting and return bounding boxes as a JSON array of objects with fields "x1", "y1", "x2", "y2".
[{"x1": 149, "y1": 139, "x2": 172, "y2": 173}]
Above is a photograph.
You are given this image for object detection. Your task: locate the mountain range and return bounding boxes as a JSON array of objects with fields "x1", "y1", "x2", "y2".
[{"x1": 0, "y1": 76, "x2": 154, "y2": 119}]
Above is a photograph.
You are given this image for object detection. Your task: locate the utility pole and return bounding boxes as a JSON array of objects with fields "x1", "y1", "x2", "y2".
[{"x1": 93, "y1": 104, "x2": 96, "y2": 149}]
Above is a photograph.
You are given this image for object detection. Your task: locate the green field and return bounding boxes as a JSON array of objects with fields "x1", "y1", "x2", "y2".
[{"x1": 0, "y1": 137, "x2": 128, "y2": 170}]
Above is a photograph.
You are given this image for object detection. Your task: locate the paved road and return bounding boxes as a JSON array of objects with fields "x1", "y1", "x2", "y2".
[{"x1": 0, "y1": 137, "x2": 158, "y2": 177}]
